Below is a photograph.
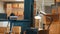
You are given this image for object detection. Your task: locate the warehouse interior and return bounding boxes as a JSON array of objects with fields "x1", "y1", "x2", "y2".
[{"x1": 0, "y1": 0, "x2": 60, "y2": 34}]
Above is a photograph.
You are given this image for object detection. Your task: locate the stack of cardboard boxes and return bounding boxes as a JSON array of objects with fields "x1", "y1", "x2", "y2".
[{"x1": 6, "y1": 3, "x2": 24, "y2": 20}]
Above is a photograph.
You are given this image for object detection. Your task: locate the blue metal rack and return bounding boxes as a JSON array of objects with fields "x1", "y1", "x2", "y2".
[{"x1": 10, "y1": 0, "x2": 34, "y2": 34}]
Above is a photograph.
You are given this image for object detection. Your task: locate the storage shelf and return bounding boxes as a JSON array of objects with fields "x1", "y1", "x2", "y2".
[{"x1": 10, "y1": 19, "x2": 31, "y2": 22}]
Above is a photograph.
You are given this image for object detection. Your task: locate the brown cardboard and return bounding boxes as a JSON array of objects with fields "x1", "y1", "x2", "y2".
[
  {"x1": 34, "y1": 19, "x2": 39, "y2": 28},
  {"x1": 12, "y1": 3, "x2": 18, "y2": 8},
  {"x1": 0, "y1": 27, "x2": 7, "y2": 33},
  {"x1": 12, "y1": 26, "x2": 21, "y2": 34},
  {"x1": 17, "y1": 11, "x2": 24, "y2": 16},
  {"x1": 58, "y1": 7, "x2": 60, "y2": 14},
  {"x1": 6, "y1": 9, "x2": 12, "y2": 17},
  {"x1": 18, "y1": 3, "x2": 24, "y2": 8},
  {"x1": 6, "y1": 4, "x2": 12, "y2": 9},
  {"x1": 52, "y1": 8, "x2": 56, "y2": 15},
  {"x1": 17, "y1": 15, "x2": 24, "y2": 20},
  {"x1": 43, "y1": 15, "x2": 51, "y2": 25},
  {"x1": 56, "y1": 0, "x2": 60, "y2": 2},
  {"x1": 38, "y1": 30, "x2": 49, "y2": 34}
]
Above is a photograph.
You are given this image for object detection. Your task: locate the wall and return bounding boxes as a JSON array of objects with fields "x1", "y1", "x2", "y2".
[{"x1": 0, "y1": 2, "x2": 5, "y2": 13}]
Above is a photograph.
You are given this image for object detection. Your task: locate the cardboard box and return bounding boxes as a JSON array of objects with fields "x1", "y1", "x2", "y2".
[
  {"x1": 38, "y1": 30, "x2": 49, "y2": 34},
  {"x1": 52, "y1": 8, "x2": 56, "y2": 15},
  {"x1": 34, "y1": 19, "x2": 39, "y2": 28},
  {"x1": 12, "y1": 3, "x2": 18, "y2": 8},
  {"x1": 17, "y1": 11, "x2": 24, "y2": 16},
  {"x1": 0, "y1": 33, "x2": 4, "y2": 34},
  {"x1": 17, "y1": 11, "x2": 24, "y2": 20},
  {"x1": 49, "y1": 23, "x2": 60, "y2": 34},
  {"x1": 18, "y1": 3, "x2": 24, "y2": 8},
  {"x1": 43, "y1": 15, "x2": 51, "y2": 25},
  {"x1": 0, "y1": 27, "x2": 7, "y2": 33},
  {"x1": 33, "y1": 9, "x2": 36, "y2": 16},
  {"x1": 12, "y1": 26, "x2": 21, "y2": 34},
  {"x1": 58, "y1": 7, "x2": 60, "y2": 14},
  {"x1": 5, "y1": 32, "x2": 21, "y2": 34},
  {"x1": 34, "y1": 1, "x2": 36, "y2": 8},
  {"x1": 6, "y1": 9, "x2": 12, "y2": 18},
  {"x1": 13, "y1": 11, "x2": 18, "y2": 16},
  {"x1": 6, "y1": 4, "x2": 12, "y2": 9},
  {"x1": 17, "y1": 15, "x2": 24, "y2": 20}
]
